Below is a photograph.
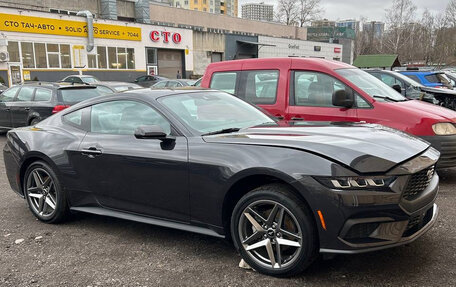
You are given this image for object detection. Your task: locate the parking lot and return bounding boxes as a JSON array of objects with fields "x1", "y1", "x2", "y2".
[{"x1": 0, "y1": 134, "x2": 455, "y2": 287}]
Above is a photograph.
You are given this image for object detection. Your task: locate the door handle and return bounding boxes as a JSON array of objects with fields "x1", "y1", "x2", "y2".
[
  {"x1": 275, "y1": 115, "x2": 284, "y2": 120},
  {"x1": 81, "y1": 147, "x2": 102, "y2": 157},
  {"x1": 5, "y1": 108, "x2": 10, "y2": 111},
  {"x1": 291, "y1": 117, "x2": 304, "y2": 121},
  {"x1": 24, "y1": 107, "x2": 30, "y2": 111}
]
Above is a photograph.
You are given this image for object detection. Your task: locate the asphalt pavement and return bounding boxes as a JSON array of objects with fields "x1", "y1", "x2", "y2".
[{"x1": 0, "y1": 134, "x2": 455, "y2": 287}]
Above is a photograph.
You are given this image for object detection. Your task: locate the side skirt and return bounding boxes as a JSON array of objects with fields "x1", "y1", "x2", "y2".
[{"x1": 70, "y1": 206, "x2": 225, "y2": 239}]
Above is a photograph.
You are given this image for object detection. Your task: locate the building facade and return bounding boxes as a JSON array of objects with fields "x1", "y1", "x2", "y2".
[
  {"x1": 0, "y1": 7, "x2": 193, "y2": 86},
  {"x1": 363, "y1": 21, "x2": 385, "y2": 38},
  {"x1": 241, "y1": 2, "x2": 273, "y2": 22},
  {"x1": 336, "y1": 19, "x2": 360, "y2": 34},
  {"x1": 311, "y1": 19, "x2": 336, "y2": 28},
  {"x1": 170, "y1": 0, "x2": 237, "y2": 16}
]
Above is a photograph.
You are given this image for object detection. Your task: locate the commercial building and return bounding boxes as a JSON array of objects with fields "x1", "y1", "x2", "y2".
[
  {"x1": 241, "y1": 2, "x2": 274, "y2": 22},
  {"x1": 336, "y1": 19, "x2": 360, "y2": 34},
  {"x1": 363, "y1": 21, "x2": 385, "y2": 38},
  {"x1": 0, "y1": 7, "x2": 193, "y2": 86},
  {"x1": 307, "y1": 27, "x2": 355, "y2": 64},
  {"x1": 311, "y1": 19, "x2": 336, "y2": 28}
]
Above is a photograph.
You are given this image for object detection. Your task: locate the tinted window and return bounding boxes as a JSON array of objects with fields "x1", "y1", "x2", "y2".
[
  {"x1": 81, "y1": 77, "x2": 98, "y2": 84},
  {"x1": 167, "y1": 81, "x2": 182, "y2": 88},
  {"x1": 153, "y1": 81, "x2": 168, "y2": 88},
  {"x1": 60, "y1": 88, "x2": 101, "y2": 104},
  {"x1": 0, "y1": 87, "x2": 19, "y2": 102},
  {"x1": 16, "y1": 87, "x2": 35, "y2": 102},
  {"x1": 243, "y1": 70, "x2": 278, "y2": 105},
  {"x1": 63, "y1": 107, "x2": 87, "y2": 129},
  {"x1": 34, "y1": 88, "x2": 53, "y2": 102},
  {"x1": 406, "y1": 75, "x2": 421, "y2": 83},
  {"x1": 91, "y1": 101, "x2": 171, "y2": 135},
  {"x1": 424, "y1": 74, "x2": 440, "y2": 83},
  {"x1": 210, "y1": 72, "x2": 237, "y2": 94},
  {"x1": 293, "y1": 71, "x2": 347, "y2": 107},
  {"x1": 136, "y1": 76, "x2": 147, "y2": 82}
]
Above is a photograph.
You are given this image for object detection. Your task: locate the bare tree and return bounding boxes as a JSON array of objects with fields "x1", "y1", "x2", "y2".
[
  {"x1": 276, "y1": 0, "x2": 299, "y2": 25},
  {"x1": 297, "y1": 0, "x2": 322, "y2": 27},
  {"x1": 383, "y1": 0, "x2": 417, "y2": 54},
  {"x1": 446, "y1": 0, "x2": 456, "y2": 27}
]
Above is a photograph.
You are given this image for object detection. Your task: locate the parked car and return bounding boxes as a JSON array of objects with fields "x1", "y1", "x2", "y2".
[
  {"x1": 399, "y1": 71, "x2": 453, "y2": 89},
  {"x1": 366, "y1": 69, "x2": 456, "y2": 110},
  {"x1": 152, "y1": 79, "x2": 197, "y2": 88},
  {"x1": 201, "y1": 58, "x2": 456, "y2": 168},
  {"x1": 0, "y1": 82, "x2": 102, "y2": 132},
  {"x1": 192, "y1": 77, "x2": 202, "y2": 87},
  {"x1": 443, "y1": 71, "x2": 456, "y2": 89},
  {"x1": 60, "y1": 75, "x2": 100, "y2": 84},
  {"x1": 3, "y1": 88, "x2": 439, "y2": 277},
  {"x1": 134, "y1": 75, "x2": 168, "y2": 87},
  {"x1": 93, "y1": 81, "x2": 143, "y2": 95}
]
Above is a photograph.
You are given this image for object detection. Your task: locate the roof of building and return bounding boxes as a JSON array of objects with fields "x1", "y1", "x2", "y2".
[{"x1": 353, "y1": 54, "x2": 401, "y2": 69}]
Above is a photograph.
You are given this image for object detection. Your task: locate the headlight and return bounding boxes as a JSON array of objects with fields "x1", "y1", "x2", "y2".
[
  {"x1": 315, "y1": 176, "x2": 396, "y2": 190},
  {"x1": 432, "y1": 123, "x2": 456, "y2": 135}
]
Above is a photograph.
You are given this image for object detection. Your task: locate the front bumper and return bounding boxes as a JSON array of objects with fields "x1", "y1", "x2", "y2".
[{"x1": 421, "y1": 134, "x2": 456, "y2": 168}]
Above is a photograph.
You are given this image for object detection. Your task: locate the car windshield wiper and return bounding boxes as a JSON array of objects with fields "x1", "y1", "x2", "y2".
[
  {"x1": 202, "y1": 128, "x2": 242, "y2": 136},
  {"x1": 373, "y1": 95, "x2": 401, "y2": 102}
]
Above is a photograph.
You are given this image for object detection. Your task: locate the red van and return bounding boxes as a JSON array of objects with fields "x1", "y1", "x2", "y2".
[{"x1": 201, "y1": 58, "x2": 456, "y2": 168}]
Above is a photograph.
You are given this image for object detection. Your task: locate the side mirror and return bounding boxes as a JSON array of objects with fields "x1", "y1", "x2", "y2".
[
  {"x1": 134, "y1": 125, "x2": 170, "y2": 140},
  {"x1": 332, "y1": 89, "x2": 354, "y2": 108},
  {"x1": 391, "y1": 84, "x2": 402, "y2": 94}
]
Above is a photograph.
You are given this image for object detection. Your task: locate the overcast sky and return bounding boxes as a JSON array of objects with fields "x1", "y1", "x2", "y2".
[{"x1": 239, "y1": 0, "x2": 450, "y2": 21}]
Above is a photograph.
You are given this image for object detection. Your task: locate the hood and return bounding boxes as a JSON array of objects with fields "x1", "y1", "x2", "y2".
[
  {"x1": 203, "y1": 123, "x2": 431, "y2": 173},
  {"x1": 420, "y1": 86, "x2": 456, "y2": 96},
  {"x1": 390, "y1": 100, "x2": 456, "y2": 122}
]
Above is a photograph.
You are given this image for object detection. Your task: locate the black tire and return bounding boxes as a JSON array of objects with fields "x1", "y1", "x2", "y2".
[
  {"x1": 29, "y1": 118, "x2": 40, "y2": 126},
  {"x1": 23, "y1": 161, "x2": 69, "y2": 223},
  {"x1": 231, "y1": 184, "x2": 318, "y2": 277}
]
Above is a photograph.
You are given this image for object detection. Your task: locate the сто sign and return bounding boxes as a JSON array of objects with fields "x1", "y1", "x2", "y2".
[{"x1": 150, "y1": 30, "x2": 182, "y2": 44}]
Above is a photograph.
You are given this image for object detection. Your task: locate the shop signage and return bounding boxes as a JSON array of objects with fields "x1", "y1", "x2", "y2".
[
  {"x1": 334, "y1": 47, "x2": 341, "y2": 53},
  {"x1": 288, "y1": 44, "x2": 300, "y2": 50},
  {"x1": 314, "y1": 46, "x2": 321, "y2": 52},
  {"x1": 149, "y1": 30, "x2": 182, "y2": 44},
  {"x1": 0, "y1": 13, "x2": 141, "y2": 41}
]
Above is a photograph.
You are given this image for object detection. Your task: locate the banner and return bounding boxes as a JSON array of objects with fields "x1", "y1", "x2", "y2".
[{"x1": 0, "y1": 13, "x2": 141, "y2": 41}]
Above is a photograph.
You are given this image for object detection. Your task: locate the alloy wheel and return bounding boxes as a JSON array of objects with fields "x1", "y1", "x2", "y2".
[
  {"x1": 26, "y1": 167, "x2": 57, "y2": 219},
  {"x1": 238, "y1": 200, "x2": 303, "y2": 270}
]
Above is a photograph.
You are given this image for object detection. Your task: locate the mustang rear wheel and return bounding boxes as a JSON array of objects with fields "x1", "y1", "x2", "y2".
[
  {"x1": 24, "y1": 161, "x2": 69, "y2": 223},
  {"x1": 231, "y1": 184, "x2": 318, "y2": 277}
]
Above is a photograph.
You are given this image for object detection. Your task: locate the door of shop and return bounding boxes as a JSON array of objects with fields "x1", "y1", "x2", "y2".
[
  {"x1": 157, "y1": 49, "x2": 183, "y2": 79},
  {"x1": 8, "y1": 64, "x2": 22, "y2": 87}
]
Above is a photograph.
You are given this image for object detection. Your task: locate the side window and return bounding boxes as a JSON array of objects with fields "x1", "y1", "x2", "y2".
[
  {"x1": 167, "y1": 81, "x2": 181, "y2": 88},
  {"x1": 243, "y1": 70, "x2": 278, "y2": 105},
  {"x1": 0, "y1": 87, "x2": 20, "y2": 102},
  {"x1": 356, "y1": 94, "x2": 371, "y2": 108},
  {"x1": 154, "y1": 81, "x2": 168, "y2": 88},
  {"x1": 380, "y1": 74, "x2": 396, "y2": 86},
  {"x1": 210, "y1": 72, "x2": 237, "y2": 94},
  {"x1": 91, "y1": 100, "x2": 171, "y2": 135},
  {"x1": 62, "y1": 106, "x2": 90, "y2": 130},
  {"x1": 63, "y1": 77, "x2": 73, "y2": 83},
  {"x1": 16, "y1": 87, "x2": 35, "y2": 102},
  {"x1": 136, "y1": 76, "x2": 146, "y2": 82},
  {"x1": 34, "y1": 88, "x2": 53, "y2": 102},
  {"x1": 293, "y1": 71, "x2": 348, "y2": 107},
  {"x1": 74, "y1": 77, "x2": 84, "y2": 84}
]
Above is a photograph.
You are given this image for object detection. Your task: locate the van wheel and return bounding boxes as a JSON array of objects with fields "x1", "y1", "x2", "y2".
[
  {"x1": 231, "y1": 184, "x2": 318, "y2": 277},
  {"x1": 23, "y1": 161, "x2": 69, "y2": 223}
]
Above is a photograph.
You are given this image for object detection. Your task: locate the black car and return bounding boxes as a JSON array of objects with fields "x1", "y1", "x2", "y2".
[
  {"x1": 152, "y1": 79, "x2": 197, "y2": 88},
  {"x1": 3, "y1": 89, "x2": 439, "y2": 277},
  {"x1": 60, "y1": 75, "x2": 100, "y2": 84},
  {"x1": 0, "y1": 82, "x2": 102, "y2": 132},
  {"x1": 93, "y1": 81, "x2": 143, "y2": 95},
  {"x1": 134, "y1": 75, "x2": 168, "y2": 87},
  {"x1": 366, "y1": 69, "x2": 456, "y2": 109}
]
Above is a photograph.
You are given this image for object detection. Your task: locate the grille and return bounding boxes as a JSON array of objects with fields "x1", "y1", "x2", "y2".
[{"x1": 402, "y1": 166, "x2": 435, "y2": 200}]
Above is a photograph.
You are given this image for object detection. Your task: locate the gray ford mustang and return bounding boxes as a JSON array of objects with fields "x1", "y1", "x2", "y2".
[{"x1": 3, "y1": 89, "x2": 439, "y2": 277}]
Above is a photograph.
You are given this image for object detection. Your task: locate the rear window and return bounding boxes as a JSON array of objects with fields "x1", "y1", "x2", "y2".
[
  {"x1": 406, "y1": 75, "x2": 421, "y2": 83},
  {"x1": 210, "y1": 72, "x2": 237, "y2": 94},
  {"x1": 424, "y1": 74, "x2": 441, "y2": 83},
  {"x1": 59, "y1": 88, "x2": 102, "y2": 104}
]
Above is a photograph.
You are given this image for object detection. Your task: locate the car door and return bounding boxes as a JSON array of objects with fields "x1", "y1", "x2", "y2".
[
  {"x1": 77, "y1": 100, "x2": 190, "y2": 221},
  {"x1": 10, "y1": 86, "x2": 35, "y2": 127},
  {"x1": 0, "y1": 86, "x2": 20, "y2": 129},
  {"x1": 286, "y1": 71, "x2": 359, "y2": 122}
]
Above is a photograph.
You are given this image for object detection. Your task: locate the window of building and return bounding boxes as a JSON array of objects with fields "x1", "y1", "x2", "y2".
[
  {"x1": 47, "y1": 43, "x2": 60, "y2": 68},
  {"x1": 34, "y1": 43, "x2": 47, "y2": 68},
  {"x1": 97, "y1": 46, "x2": 107, "y2": 69},
  {"x1": 194, "y1": 0, "x2": 198, "y2": 4},
  {"x1": 60, "y1": 44, "x2": 71, "y2": 68},
  {"x1": 108, "y1": 47, "x2": 117, "y2": 69},
  {"x1": 184, "y1": 0, "x2": 188, "y2": 4},
  {"x1": 117, "y1": 47, "x2": 127, "y2": 69},
  {"x1": 203, "y1": 0, "x2": 206, "y2": 4},
  {"x1": 127, "y1": 48, "x2": 135, "y2": 69},
  {"x1": 7, "y1": 41, "x2": 20, "y2": 62},
  {"x1": 203, "y1": 8, "x2": 207, "y2": 11},
  {"x1": 88, "y1": 54, "x2": 97, "y2": 68},
  {"x1": 21, "y1": 42, "x2": 35, "y2": 68}
]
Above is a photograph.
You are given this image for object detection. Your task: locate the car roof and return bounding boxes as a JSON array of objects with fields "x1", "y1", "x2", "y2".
[
  {"x1": 96, "y1": 81, "x2": 139, "y2": 87},
  {"x1": 399, "y1": 71, "x2": 441, "y2": 75},
  {"x1": 21, "y1": 81, "x2": 97, "y2": 89}
]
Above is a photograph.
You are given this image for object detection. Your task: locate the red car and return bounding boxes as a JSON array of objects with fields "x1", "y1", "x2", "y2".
[{"x1": 201, "y1": 58, "x2": 456, "y2": 168}]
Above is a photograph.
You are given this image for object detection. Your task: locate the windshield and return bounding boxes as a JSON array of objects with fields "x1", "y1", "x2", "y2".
[
  {"x1": 159, "y1": 92, "x2": 276, "y2": 135},
  {"x1": 60, "y1": 88, "x2": 102, "y2": 104},
  {"x1": 82, "y1": 77, "x2": 99, "y2": 84},
  {"x1": 337, "y1": 68, "x2": 407, "y2": 102}
]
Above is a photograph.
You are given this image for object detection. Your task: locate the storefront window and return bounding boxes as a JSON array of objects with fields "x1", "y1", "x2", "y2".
[
  {"x1": 21, "y1": 42, "x2": 35, "y2": 68},
  {"x1": 97, "y1": 46, "x2": 107, "y2": 69},
  {"x1": 47, "y1": 43, "x2": 60, "y2": 68},
  {"x1": 60, "y1": 45, "x2": 71, "y2": 68},
  {"x1": 7, "y1": 41, "x2": 20, "y2": 62},
  {"x1": 34, "y1": 43, "x2": 46, "y2": 68},
  {"x1": 117, "y1": 47, "x2": 127, "y2": 69},
  {"x1": 108, "y1": 47, "x2": 117, "y2": 69},
  {"x1": 88, "y1": 54, "x2": 97, "y2": 68},
  {"x1": 127, "y1": 48, "x2": 135, "y2": 69},
  {"x1": 147, "y1": 48, "x2": 157, "y2": 65}
]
